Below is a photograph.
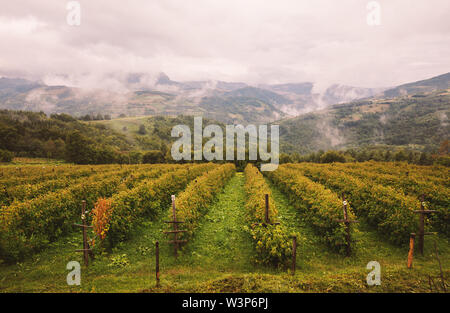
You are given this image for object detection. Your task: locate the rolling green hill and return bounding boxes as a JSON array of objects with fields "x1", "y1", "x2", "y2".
[
  {"x1": 1, "y1": 72, "x2": 448, "y2": 127},
  {"x1": 0, "y1": 73, "x2": 449, "y2": 160},
  {"x1": 1, "y1": 86, "x2": 448, "y2": 163},
  {"x1": 0, "y1": 110, "x2": 133, "y2": 163},
  {"x1": 0, "y1": 77, "x2": 287, "y2": 125},
  {"x1": 90, "y1": 115, "x2": 225, "y2": 151},
  {"x1": 277, "y1": 89, "x2": 450, "y2": 154},
  {"x1": 383, "y1": 72, "x2": 450, "y2": 98},
  {"x1": 94, "y1": 87, "x2": 450, "y2": 157}
]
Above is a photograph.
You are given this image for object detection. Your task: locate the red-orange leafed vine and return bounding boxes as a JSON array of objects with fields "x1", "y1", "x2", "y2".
[{"x1": 92, "y1": 198, "x2": 113, "y2": 242}]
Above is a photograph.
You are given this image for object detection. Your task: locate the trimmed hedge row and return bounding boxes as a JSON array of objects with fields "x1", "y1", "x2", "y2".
[
  {"x1": 323, "y1": 162, "x2": 449, "y2": 237},
  {"x1": 0, "y1": 164, "x2": 120, "y2": 188},
  {"x1": 0, "y1": 165, "x2": 176, "y2": 262},
  {"x1": 0, "y1": 168, "x2": 118, "y2": 206},
  {"x1": 96, "y1": 163, "x2": 218, "y2": 248},
  {"x1": 173, "y1": 163, "x2": 236, "y2": 239},
  {"x1": 286, "y1": 163, "x2": 419, "y2": 246},
  {"x1": 267, "y1": 166, "x2": 355, "y2": 254},
  {"x1": 243, "y1": 164, "x2": 292, "y2": 267}
]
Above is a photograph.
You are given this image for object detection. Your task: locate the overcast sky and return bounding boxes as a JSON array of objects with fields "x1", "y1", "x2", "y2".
[{"x1": 0, "y1": 0, "x2": 449, "y2": 90}]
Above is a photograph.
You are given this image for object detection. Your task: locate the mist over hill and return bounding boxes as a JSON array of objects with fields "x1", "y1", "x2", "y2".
[
  {"x1": 382, "y1": 72, "x2": 450, "y2": 98},
  {"x1": 0, "y1": 72, "x2": 448, "y2": 156},
  {"x1": 277, "y1": 88, "x2": 450, "y2": 154},
  {"x1": 0, "y1": 72, "x2": 391, "y2": 124}
]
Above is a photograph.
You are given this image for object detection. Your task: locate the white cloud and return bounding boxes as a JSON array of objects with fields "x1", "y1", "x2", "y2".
[{"x1": 0, "y1": 0, "x2": 449, "y2": 89}]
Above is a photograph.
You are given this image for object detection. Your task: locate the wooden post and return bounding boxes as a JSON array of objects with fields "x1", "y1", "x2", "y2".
[
  {"x1": 413, "y1": 194, "x2": 437, "y2": 256},
  {"x1": 335, "y1": 193, "x2": 357, "y2": 257},
  {"x1": 342, "y1": 193, "x2": 351, "y2": 257},
  {"x1": 81, "y1": 200, "x2": 89, "y2": 267},
  {"x1": 172, "y1": 195, "x2": 178, "y2": 258},
  {"x1": 342, "y1": 193, "x2": 348, "y2": 221},
  {"x1": 407, "y1": 234, "x2": 415, "y2": 269},
  {"x1": 292, "y1": 235, "x2": 297, "y2": 275},
  {"x1": 73, "y1": 200, "x2": 94, "y2": 266},
  {"x1": 163, "y1": 195, "x2": 187, "y2": 258},
  {"x1": 155, "y1": 241, "x2": 160, "y2": 287},
  {"x1": 265, "y1": 194, "x2": 269, "y2": 224},
  {"x1": 418, "y1": 195, "x2": 425, "y2": 255}
]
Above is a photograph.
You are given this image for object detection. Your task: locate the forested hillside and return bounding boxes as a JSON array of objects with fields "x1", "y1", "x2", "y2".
[
  {"x1": 278, "y1": 89, "x2": 450, "y2": 154},
  {"x1": 383, "y1": 72, "x2": 450, "y2": 98},
  {"x1": 0, "y1": 110, "x2": 133, "y2": 163},
  {"x1": 0, "y1": 111, "x2": 229, "y2": 164},
  {"x1": 0, "y1": 87, "x2": 448, "y2": 164}
]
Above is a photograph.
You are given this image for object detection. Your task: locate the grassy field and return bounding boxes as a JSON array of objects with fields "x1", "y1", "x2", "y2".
[
  {"x1": 1, "y1": 157, "x2": 66, "y2": 166},
  {"x1": 1, "y1": 168, "x2": 448, "y2": 293},
  {"x1": 88, "y1": 115, "x2": 220, "y2": 151}
]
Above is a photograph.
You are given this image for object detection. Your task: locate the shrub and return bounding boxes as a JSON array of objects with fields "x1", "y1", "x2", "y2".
[
  {"x1": 143, "y1": 150, "x2": 165, "y2": 163},
  {"x1": 174, "y1": 164, "x2": 236, "y2": 238},
  {"x1": 320, "y1": 151, "x2": 346, "y2": 163},
  {"x1": 92, "y1": 198, "x2": 113, "y2": 242},
  {"x1": 244, "y1": 164, "x2": 292, "y2": 267},
  {"x1": 0, "y1": 171, "x2": 130, "y2": 262},
  {"x1": 267, "y1": 165, "x2": 355, "y2": 254},
  {"x1": 285, "y1": 163, "x2": 419, "y2": 245},
  {"x1": 0, "y1": 165, "x2": 176, "y2": 262},
  {"x1": 97, "y1": 163, "x2": 218, "y2": 248},
  {"x1": 0, "y1": 149, "x2": 13, "y2": 162}
]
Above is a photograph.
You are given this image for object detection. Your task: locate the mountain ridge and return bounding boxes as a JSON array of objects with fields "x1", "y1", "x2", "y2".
[{"x1": 0, "y1": 72, "x2": 448, "y2": 127}]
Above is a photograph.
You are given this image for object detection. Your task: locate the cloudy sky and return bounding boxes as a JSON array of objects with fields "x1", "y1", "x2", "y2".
[{"x1": 0, "y1": 0, "x2": 449, "y2": 90}]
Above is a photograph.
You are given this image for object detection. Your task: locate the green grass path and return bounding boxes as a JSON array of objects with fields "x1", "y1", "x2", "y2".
[
  {"x1": 266, "y1": 177, "x2": 338, "y2": 272},
  {"x1": 180, "y1": 172, "x2": 255, "y2": 271}
]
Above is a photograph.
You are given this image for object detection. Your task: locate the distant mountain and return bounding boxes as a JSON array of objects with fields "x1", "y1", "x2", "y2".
[
  {"x1": 224, "y1": 86, "x2": 290, "y2": 105},
  {"x1": 198, "y1": 96, "x2": 285, "y2": 124},
  {"x1": 0, "y1": 72, "x2": 448, "y2": 126},
  {"x1": 277, "y1": 88, "x2": 450, "y2": 154},
  {"x1": 259, "y1": 82, "x2": 313, "y2": 95},
  {"x1": 216, "y1": 81, "x2": 248, "y2": 91},
  {"x1": 255, "y1": 82, "x2": 384, "y2": 116},
  {"x1": 322, "y1": 84, "x2": 385, "y2": 105},
  {"x1": 155, "y1": 72, "x2": 180, "y2": 86},
  {"x1": 0, "y1": 75, "x2": 288, "y2": 124},
  {"x1": 0, "y1": 77, "x2": 43, "y2": 99},
  {"x1": 382, "y1": 72, "x2": 450, "y2": 98},
  {"x1": 0, "y1": 79, "x2": 127, "y2": 116}
]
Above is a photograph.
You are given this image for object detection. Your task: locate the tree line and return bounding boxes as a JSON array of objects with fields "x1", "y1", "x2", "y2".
[
  {"x1": 0, "y1": 109, "x2": 448, "y2": 167},
  {"x1": 279, "y1": 142, "x2": 449, "y2": 167}
]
